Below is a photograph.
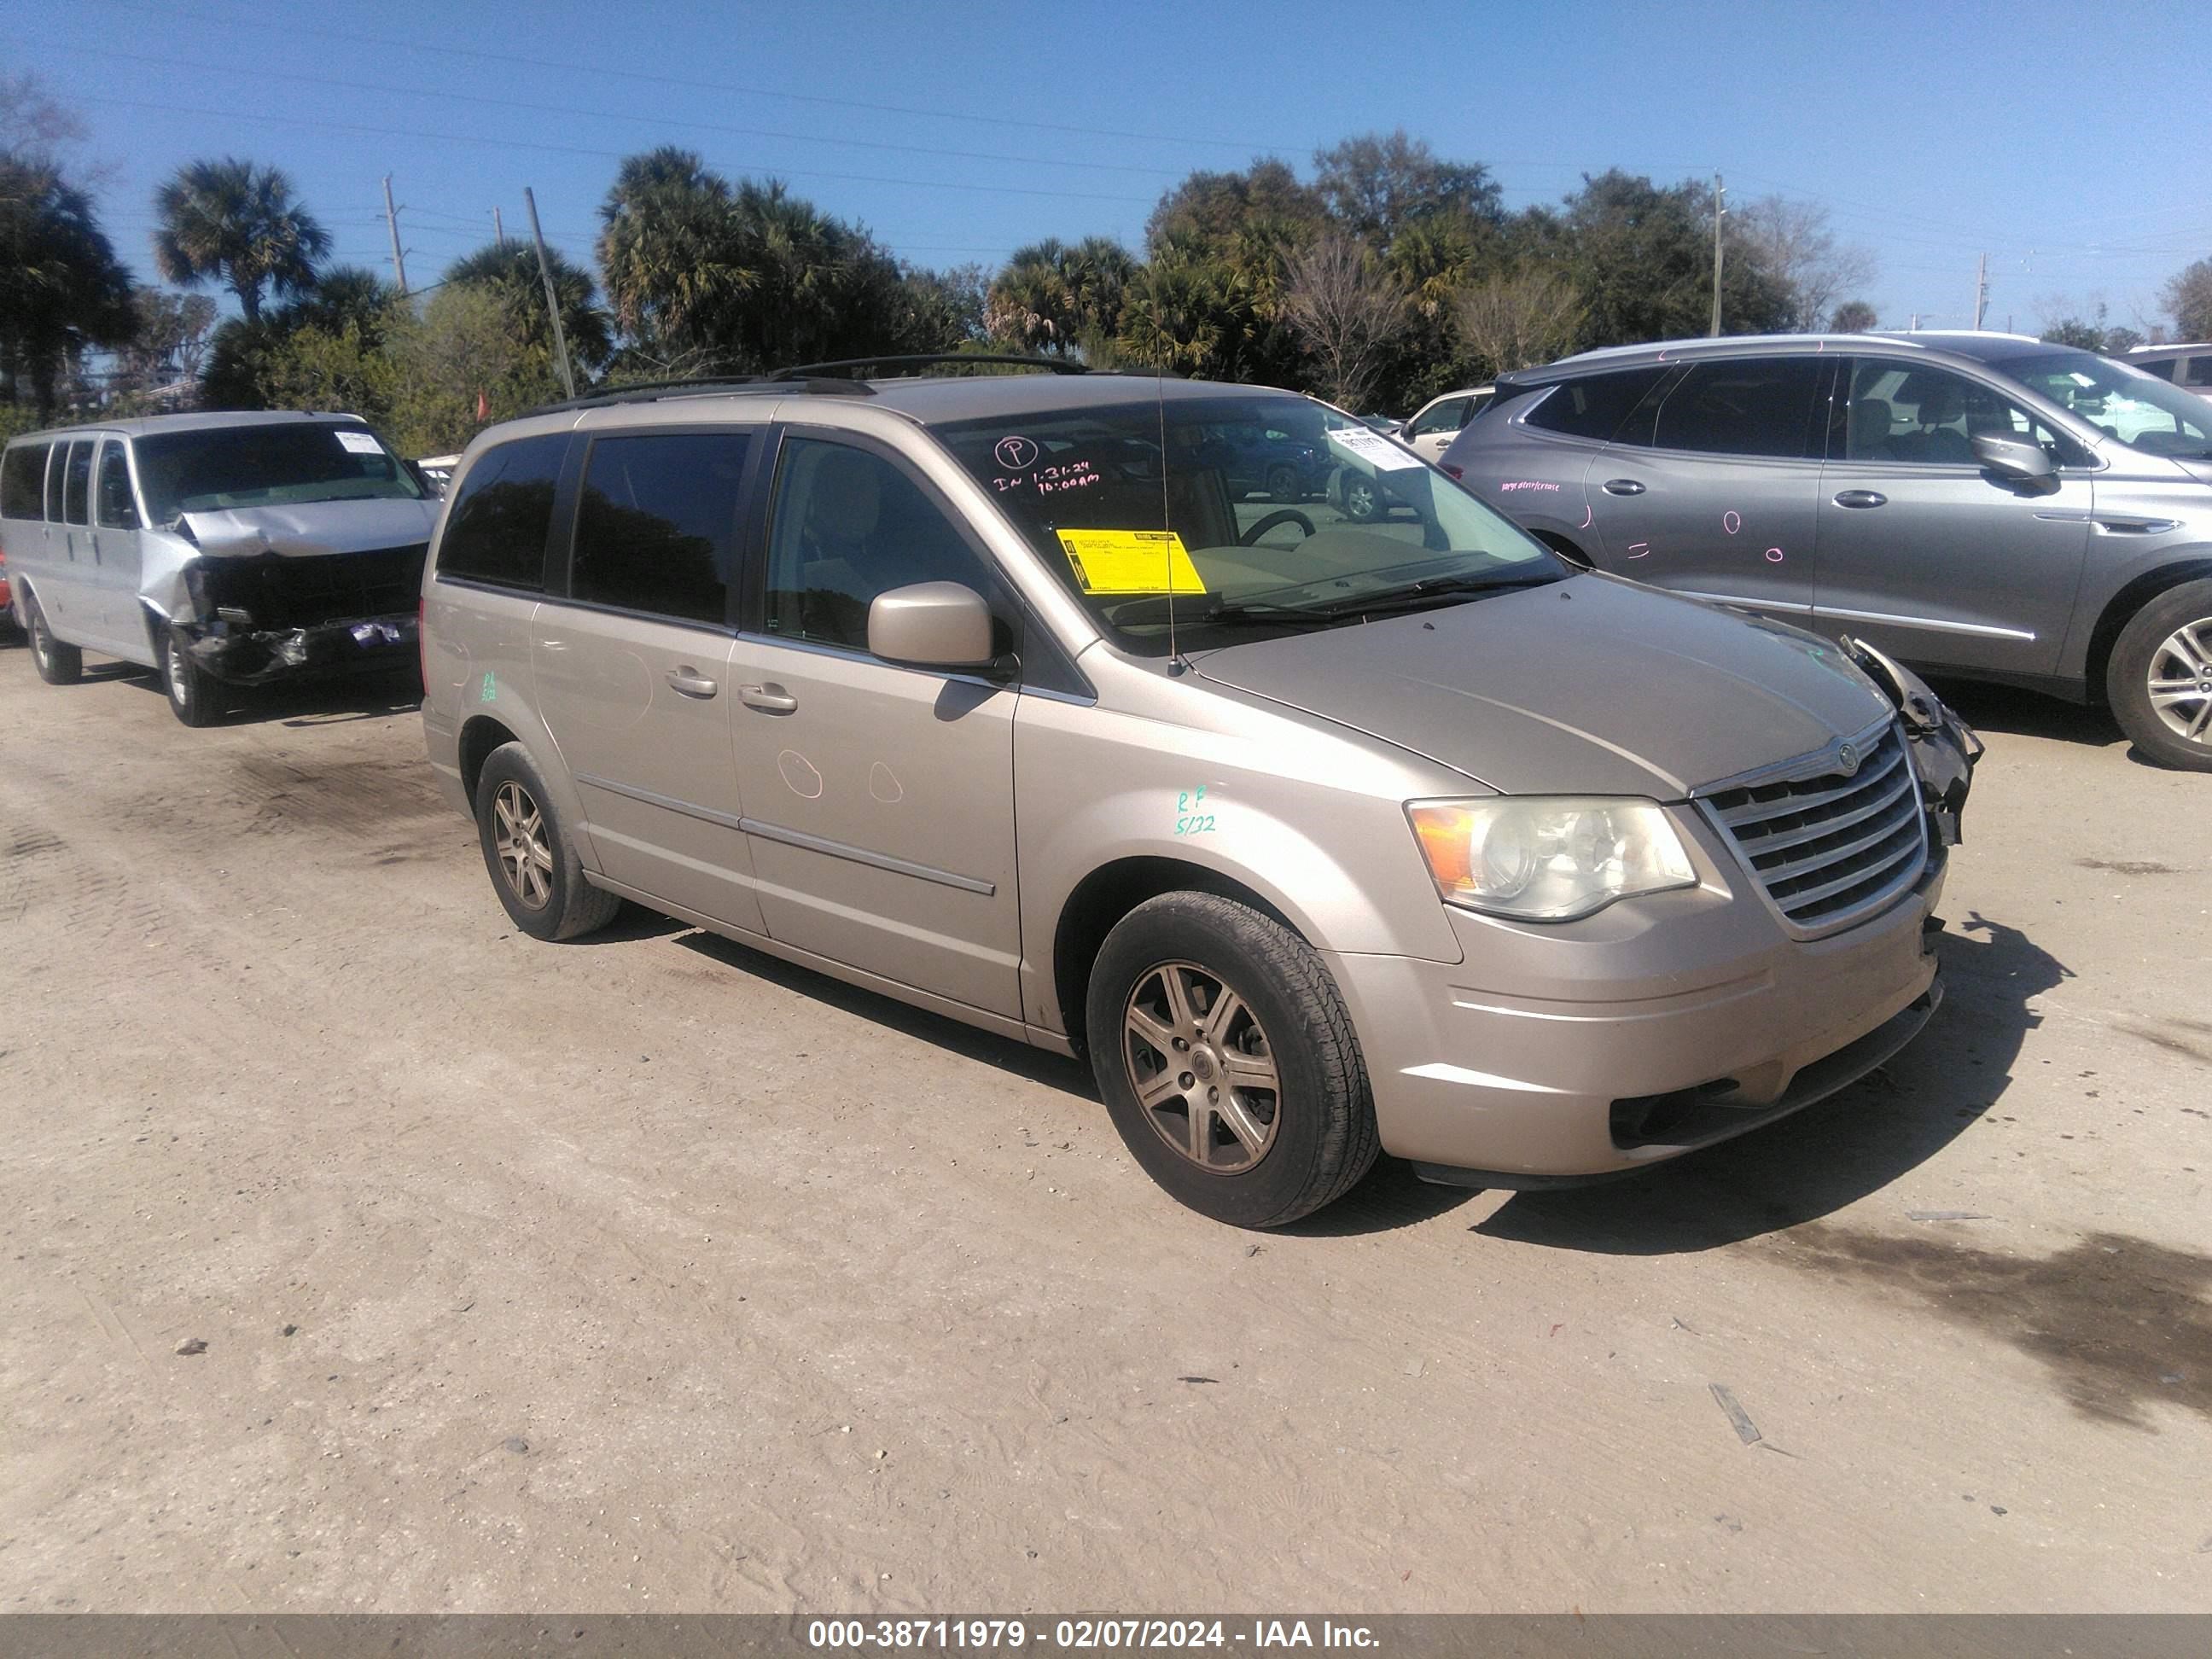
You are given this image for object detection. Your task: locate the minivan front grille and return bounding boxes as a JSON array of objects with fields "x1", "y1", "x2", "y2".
[{"x1": 1697, "y1": 723, "x2": 1927, "y2": 937}]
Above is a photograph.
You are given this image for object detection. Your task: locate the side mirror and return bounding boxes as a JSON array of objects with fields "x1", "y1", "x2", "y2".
[
  {"x1": 868, "y1": 581, "x2": 998, "y2": 672},
  {"x1": 1971, "y1": 431, "x2": 2055, "y2": 482}
]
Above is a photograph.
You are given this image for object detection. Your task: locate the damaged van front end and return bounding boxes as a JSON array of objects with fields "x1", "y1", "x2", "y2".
[{"x1": 154, "y1": 500, "x2": 431, "y2": 686}]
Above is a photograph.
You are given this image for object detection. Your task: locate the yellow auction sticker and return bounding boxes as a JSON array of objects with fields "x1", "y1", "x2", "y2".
[{"x1": 1056, "y1": 528, "x2": 1208, "y2": 595}]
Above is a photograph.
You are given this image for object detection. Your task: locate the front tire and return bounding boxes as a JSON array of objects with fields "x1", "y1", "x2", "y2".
[
  {"x1": 473, "y1": 742, "x2": 621, "y2": 940},
  {"x1": 26, "y1": 592, "x2": 81, "y2": 684},
  {"x1": 161, "y1": 627, "x2": 226, "y2": 727},
  {"x1": 1086, "y1": 893, "x2": 1379, "y2": 1228},
  {"x1": 2108, "y1": 579, "x2": 2212, "y2": 772},
  {"x1": 1266, "y1": 464, "x2": 1298, "y2": 504},
  {"x1": 1341, "y1": 473, "x2": 1385, "y2": 523}
]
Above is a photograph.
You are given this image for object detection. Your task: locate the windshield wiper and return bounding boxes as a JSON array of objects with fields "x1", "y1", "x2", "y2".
[
  {"x1": 1311, "y1": 572, "x2": 1558, "y2": 619},
  {"x1": 1109, "y1": 596, "x2": 1337, "y2": 632}
]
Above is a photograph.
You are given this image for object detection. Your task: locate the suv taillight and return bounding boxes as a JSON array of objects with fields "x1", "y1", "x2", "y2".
[{"x1": 1441, "y1": 463, "x2": 1464, "y2": 480}]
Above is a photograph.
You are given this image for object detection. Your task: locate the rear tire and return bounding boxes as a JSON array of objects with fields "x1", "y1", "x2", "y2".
[
  {"x1": 1266, "y1": 464, "x2": 1298, "y2": 504},
  {"x1": 160, "y1": 626, "x2": 226, "y2": 727},
  {"x1": 2107, "y1": 579, "x2": 2212, "y2": 772},
  {"x1": 1086, "y1": 892, "x2": 1379, "y2": 1228},
  {"x1": 25, "y1": 591, "x2": 80, "y2": 684},
  {"x1": 473, "y1": 742, "x2": 621, "y2": 940},
  {"x1": 1341, "y1": 473, "x2": 1385, "y2": 523}
]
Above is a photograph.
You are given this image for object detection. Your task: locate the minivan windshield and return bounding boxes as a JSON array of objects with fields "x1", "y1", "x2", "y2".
[
  {"x1": 932, "y1": 392, "x2": 1559, "y2": 655},
  {"x1": 1993, "y1": 350, "x2": 2212, "y2": 458},
  {"x1": 134, "y1": 422, "x2": 425, "y2": 522}
]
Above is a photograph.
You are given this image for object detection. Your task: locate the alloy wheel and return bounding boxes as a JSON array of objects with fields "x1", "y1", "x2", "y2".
[
  {"x1": 2146, "y1": 618, "x2": 2212, "y2": 747},
  {"x1": 165, "y1": 637, "x2": 190, "y2": 711},
  {"x1": 492, "y1": 780, "x2": 554, "y2": 910},
  {"x1": 1122, "y1": 960, "x2": 1281, "y2": 1173}
]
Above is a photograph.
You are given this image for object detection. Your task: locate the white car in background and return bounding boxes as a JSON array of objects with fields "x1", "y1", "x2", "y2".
[
  {"x1": 2128, "y1": 344, "x2": 2212, "y2": 405},
  {"x1": 1399, "y1": 384, "x2": 1496, "y2": 462}
]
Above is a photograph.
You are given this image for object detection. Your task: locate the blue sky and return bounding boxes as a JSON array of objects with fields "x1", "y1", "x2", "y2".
[{"x1": 20, "y1": 0, "x2": 2209, "y2": 335}]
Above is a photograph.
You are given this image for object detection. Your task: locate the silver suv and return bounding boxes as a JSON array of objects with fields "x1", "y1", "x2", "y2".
[
  {"x1": 420, "y1": 364, "x2": 1977, "y2": 1227},
  {"x1": 1441, "y1": 332, "x2": 2212, "y2": 770}
]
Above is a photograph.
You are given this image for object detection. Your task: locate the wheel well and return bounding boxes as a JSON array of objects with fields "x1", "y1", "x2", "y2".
[
  {"x1": 1533, "y1": 531, "x2": 1592, "y2": 569},
  {"x1": 1051, "y1": 857, "x2": 1303, "y2": 1058},
  {"x1": 458, "y1": 714, "x2": 520, "y2": 804},
  {"x1": 2081, "y1": 556, "x2": 2212, "y2": 706}
]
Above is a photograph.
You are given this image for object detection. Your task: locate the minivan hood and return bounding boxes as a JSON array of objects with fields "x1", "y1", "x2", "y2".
[
  {"x1": 1191, "y1": 574, "x2": 1895, "y2": 797},
  {"x1": 178, "y1": 498, "x2": 437, "y2": 558}
]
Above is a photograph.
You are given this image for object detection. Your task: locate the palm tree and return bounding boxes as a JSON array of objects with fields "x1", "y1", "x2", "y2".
[
  {"x1": 152, "y1": 157, "x2": 330, "y2": 322},
  {"x1": 444, "y1": 242, "x2": 613, "y2": 375},
  {"x1": 0, "y1": 154, "x2": 135, "y2": 414},
  {"x1": 597, "y1": 147, "x2": 748, "y2": 372}
]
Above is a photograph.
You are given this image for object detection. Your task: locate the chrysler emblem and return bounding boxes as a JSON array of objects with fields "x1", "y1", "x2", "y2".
[{"x1": 1836, "y1": 742, "x2": 1860, "y2": 777}]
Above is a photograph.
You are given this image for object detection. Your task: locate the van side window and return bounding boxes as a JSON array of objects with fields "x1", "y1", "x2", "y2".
[
  {"x1": 1407, "y1": 398, "x2": 1470, "y2": 438},
  {"x1": 763, "y1": 438, "x2": 996, "y2": 652},
  {"x1": 2136, "y1": 357, "x2": 2178, "y2": 381},
  {"x1": 571, "y1": 432, "x2": 751, "y2": 626},
  {"x1": 1648, "y1": 359, "x2": 1823, "y2": 459},
  {"x1": 1522, "y1": 368, "x2": 1667, "y2": 442},
  {"x1": 61, "y1": 439, "x2": 93, "y2": 526},
  {"x1": 0, "y1": 444, "x2": 47, "y2": 519},
  {"x1": 2186, "y1": 356, "x2": 2212, "y2": 391},
  {"x1": 435, "y1": 434, "x2": 567, "y2": 591},
  {"x1": 95, "y1": 441, "x2": 139, "y2": 528}
]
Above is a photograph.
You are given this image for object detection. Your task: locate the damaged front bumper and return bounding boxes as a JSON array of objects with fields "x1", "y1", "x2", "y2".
[{"x1": 178, "y1": 610, "x2": 418, "y2": 685}]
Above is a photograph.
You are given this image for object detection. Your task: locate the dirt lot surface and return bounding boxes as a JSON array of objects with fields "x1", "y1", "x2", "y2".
[{"x1": 1, "y1": 648, "x2": 2206, "y2": 1615}]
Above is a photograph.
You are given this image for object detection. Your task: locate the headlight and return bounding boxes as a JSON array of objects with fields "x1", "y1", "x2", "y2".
[{"x1": 1407, "y1": 797, "x2": 1697, "y2": 921}]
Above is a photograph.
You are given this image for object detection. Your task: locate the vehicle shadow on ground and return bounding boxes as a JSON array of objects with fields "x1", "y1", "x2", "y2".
[
  {"x1": 1470, "y1": 911, "x2": 2071, "y2": 1254},
  {"x1": 1928, "y1": 677, "x2": 2181, "y2": 769},
  {"x1": 669, "y1": 928, "x2": 1096, "y2": 1095},
  {"x1": 113, "y1": 664, "x2": 422, "y2": 725}
]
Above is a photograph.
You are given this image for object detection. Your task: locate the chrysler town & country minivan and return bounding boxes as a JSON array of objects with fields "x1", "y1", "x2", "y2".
[{"x1": 420, "y1": 365, "x2": 1977, "y2": 1227}]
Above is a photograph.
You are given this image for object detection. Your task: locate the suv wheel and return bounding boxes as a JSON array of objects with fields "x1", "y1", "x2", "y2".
[
  {"x1": 1266, "y1": 463, "x2": 1299, "y2": 504},
  {"x1": 1340, "y1": 473, "x2": 1385, "y2": 522},
  {"x1": 473, "y1": 742, "x2": 622, "y2": 940},
  {"x1": 25, "y1": 592, "x2": 81, "y2": 684},
  {"x1": 2108, "y1": 579, "x2": 2212, "y2": 772},
  {"x1": 1086, "y1": 893, "x2": 1379, "y2": 1228},
  {"x1": 160, "y1": 627, "x2": 225, "y2": 727}
]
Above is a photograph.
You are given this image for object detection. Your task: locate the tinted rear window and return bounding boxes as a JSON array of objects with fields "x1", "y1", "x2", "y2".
[
  {"x1": 0, "y1": 444, "x2": 47, "y2": 519},
  {"x1": 2134, "y1": 357, "x2": 2177, "y2": 381},
  {"x1": 62, "y1": 440, "x2": 92, "y2": 526},
  {"x1": 571, "y1": 433, "x2": 751, "y2": 625},
  {"x1": 1522, "y1": 368, "x2": 1668, "y2": 441},
  {"x1": 1648, "y1": 359, "x2": 1824, "y2": 459},
  {"x1": 435, "y1": 434, "x2": 567, "y2": 591}
]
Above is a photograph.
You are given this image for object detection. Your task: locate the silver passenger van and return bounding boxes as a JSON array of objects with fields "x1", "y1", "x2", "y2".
[
  {"x1": 421, "y1": 364, "x2": 1979, "y2": 1227},
  {"x1": 0, "y1": 412, "x2": 437, "y2": 724}
]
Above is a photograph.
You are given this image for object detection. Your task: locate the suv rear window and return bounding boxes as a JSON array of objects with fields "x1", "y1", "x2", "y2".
[
  {"x1": 436, "y1": 434, "x2": 568, "y2": 591},
  {"x1": 1648, "y1": 359, "x2": 1824, "y2": 459},
  {"x1": 1522, "y1": 368, "x2": 1667, "y2": 441},
  {"x1": 0, "y1": 444, "x2": 47, "y2": 519}
]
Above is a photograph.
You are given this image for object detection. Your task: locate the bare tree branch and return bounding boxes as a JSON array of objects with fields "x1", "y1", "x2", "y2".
[
  {"x1": 1281, "y1": 235, "x2": 1408, "y2": 410},
  {"x1": 1452, "y1": 269, "x2": 1586, "y2": 375},
  {"x1": 1734, "y1": 195, "x2": 1879, "y2": 333}
]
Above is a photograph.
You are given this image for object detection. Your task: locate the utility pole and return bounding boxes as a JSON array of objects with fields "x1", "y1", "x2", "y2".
[
  {"x1": 493, "y1": 207, "x2": 505, "y2": 247},
  {"x1": 1709, "y1": 172, "x2": 1726, "y2": 337},
  {"x1": 1973, "y1": 252, "x2": 1988, "y2": 331},
  {"x1": 524, "y1": 187, "x2": 577, "y2": 401},
  {"x1": 1909, "y1": 312, "x2": 1921, "y2": 331},
  {"x1": 381, "y1": 174, "x2": 409, "y2": 295}
]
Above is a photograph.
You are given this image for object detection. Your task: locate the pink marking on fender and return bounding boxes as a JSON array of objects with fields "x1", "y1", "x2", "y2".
[
  {"x1": 1578, "y1": 504, "x2": 1592, "y2": 530},
  {"x1": 1765, "y1": 547, "x2": 1784, "y2": 562},
  {"x1": 1627, "y1": 542, "x2": 1651, "y2": 559},
  {"x1": 1722, "y1": 510, "x2": 1741, "y2": 535}
]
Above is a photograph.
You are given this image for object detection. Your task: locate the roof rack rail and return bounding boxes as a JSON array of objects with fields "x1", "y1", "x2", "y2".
[
  {"x1": 771, "y1": 352, "x2": 1087, "y2": 381},
  {"x1": 525, "y1": 373, "x2": 875, "y2": 418}
]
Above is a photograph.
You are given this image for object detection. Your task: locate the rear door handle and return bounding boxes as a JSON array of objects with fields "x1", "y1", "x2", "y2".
[
  {"x1": 666, "y1": 667, "x2": 719, "y2": 700},
  {"x1": 1834, "y1": 490, "x2": 1888, "y2": 509},
  {"x1": 737, "y1": 682, "x2": 798, "y2": 713},
  {"x1": 1602, "y1": 478, "x2": 1645, "y2": 496}
]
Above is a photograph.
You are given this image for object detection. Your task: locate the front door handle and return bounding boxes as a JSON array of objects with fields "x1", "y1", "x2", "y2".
[
  {"x1": 1834, "y1": 490, "x2": 1889, "y2": 509},
  {"x1": 665, "y1": 667, "x2": 719, "y2": 699},
  {"x1": 738, "y1": 682, "x2": 798, "y2": 713},
  {"x1": 1602, "y1": 478, "x2": 1646, "y2": 496}
]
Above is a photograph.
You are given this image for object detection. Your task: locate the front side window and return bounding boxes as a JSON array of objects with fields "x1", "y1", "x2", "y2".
[
  {"x1": 0, "y1": 444, "x2": 48, "y2": 520},
  {"x1": 764, "y1": 438, "x2": 996, "y2": 651},
  {"x1": 571, "y1": 433, "x2": 751, "y2": 626},
  {"x1": 1988, "y1": 349, "x2": 2209, "y2": 459},
  {"x1": 1523, "y1": 368, "x2": 1668, "y2": 442},
  {"x1": 1646, "y1": 358, "x2": 1823, "y2": 459},
  {"x1": 2136, "y1": 356, "x2": 2178, "y2": 381},
  {"x1": 2185, "y1": 356, "x2": 2212, "y2": 392},
  {"x1": 133, "y1": 422, "x2": 423, "y2": 522},
  {"x1": 932, "y1": 392, "x2": 1558, "y2": 657},
  {"x1": 1842, "y1": 361, "x2": 2085, "y2": 465},
  {"x1": 1407, "y1": 398, "x2": 1470, "y2": 439},
  {"x1": 61, "y1": 439, "x2": 92, "y2": 526},
  {"x1": 436, "y1": 434, "x2": 566, "y2": 591},
  {"x1": 95, "y1": 441, "x2": 138, "y2": 528}
]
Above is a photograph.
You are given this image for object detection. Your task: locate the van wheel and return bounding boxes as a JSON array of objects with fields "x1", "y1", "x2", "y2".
[
  {"x1": 473, "y1": 742, "x2": 621, "y2": 940},
  {"x1": 25, "y1": 593, "x2": 80, "y2": 684},
  {"x1": 1340, "y1": 474, "x2": 1386, "y2": 522},
  {"x1": 1086, "y1": 893, "x2": 1379, "y2": 1228},
  {"x1": 160, "y1": 628, "x2": 226, "y2": 727},
  {"x1": 2108, "y1": 579, "x2": 2212, "y2": 772}
]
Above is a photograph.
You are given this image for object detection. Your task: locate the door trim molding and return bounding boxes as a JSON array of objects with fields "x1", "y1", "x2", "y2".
[
  {"x1": 1816, "y1": 605, "x2": 2037, "y2": 642},
  {"x1": 576, "y1": 771, "x2": 998, "y2": 896}
]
